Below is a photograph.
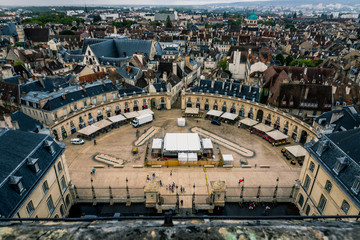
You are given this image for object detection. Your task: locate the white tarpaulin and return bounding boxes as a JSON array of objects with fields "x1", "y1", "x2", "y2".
[
  {"x1": 222, "y1": 154, "x2": 234, "y2": 161},
  {"x1": 93, "y1": 119, "x2": 112, "y2": 129},
  {"x1": 78, "y1": 125, "x2": 100, "y2": 136},
  {"x1": 123, "y1": 111, "x2": 139, "y2": 119},
  {"x1": 187, "y1": 153, "x2": 198, "y2": 162},
  {"x1": 239, "y1": 118, "x2": 258, "y2": 127},
  {"x1": 202, "y1": 138, "x2": 213, "y2": 149},
  {"x1": 138, "y1": 109, "x2": 154, "y2": 116},
  {"x1": 108, "y1": 114, "x2": 126, "y2": 123},
  {"x1": 285, "y1": 145, "x2": 307, "y2": 158},
  {"x1": 253, "y1": 123, "x2": 273, "y2": 133},
  {"x1": 177, "y1": 118, "x2": 186, "y2": 127},
  {"x1": 185, "y1": 107, "x2": 199, "y2": 115},
  {"x1": 163, "y1": 133, "x2": 201, "y2": 152},
  {"x1": 178, "y1": 152, "x2": 188, "y2": 162},
  {"x1": 267, "y1": 130, "x2": 289, "y2": 140},
  {"x1": 152, "y1": 139, "x2": 163, "y2": 150},
  {"x1": 206, "y1": 110, "x2": 223, "y2": 117},
  {"x1": 221, "y1": 112, "x2": 238, "y2": 121}
]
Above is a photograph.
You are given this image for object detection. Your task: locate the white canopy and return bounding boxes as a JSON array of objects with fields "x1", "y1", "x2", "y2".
[
  {"x1": 108, "y1": 114, "x2": 126, "y2": 123},
  {"x1": 239, "y1": 118, "x2": 258, "y2": 127},
  {"x1": 177, "y1": 118, "x2": 186, "y2": 127},
  {"x1": 152, "y1": 138, "x2": 163, "y2": 150},
  {"x1": 253, "y1": 123, "x2": 273, "y2": 133},
  {"x1": 187, "y1": 153, "x2": 198, "y2": 162},
  {"x1": 185, "y1": 107, "x2": 199, "y2": 115},
  {"x1": 138, "y1": 109, "x2": 154, "y2": 116},
  {"x1": 93, "y1": 119, "x2": 112, "y2": 129},
  {"x1": 266, "y1": 130, "x2": 289, "y2": 141},
  {"x1": 163, "y1": 133, "x2": 201, "y2": 152},
  {"x1": 221, "y1": 112, "x2": 238, "y2": 121},
  {"x1": 78, "y1": 125, "x2": 100, "y2": 136},
  {"x1": 206, "y1": 110, "x2": 223, "y2": 117},
  {"x1": 178, "y1": 152, "x2": 188, "y2": 162},
  {"x1": 285, "y1": 145, "x2": 307, "y2": 158},
  {"x1": 123, "y1": 111, "x2": 139, "y2": 119},
  {"x1": 222, "y1": 154, "x2": 234, "y2": 162},
  {"x1": 202, "y1": 138, "x2": 213, "y2": 149}
]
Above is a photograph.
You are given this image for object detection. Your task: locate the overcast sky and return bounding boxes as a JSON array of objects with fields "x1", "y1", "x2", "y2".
[{"x1": 4, "y1": 0, "x2": 268, "y2": 7}]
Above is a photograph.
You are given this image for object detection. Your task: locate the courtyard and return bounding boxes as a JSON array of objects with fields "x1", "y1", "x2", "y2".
[{"x1": 64, "y1": 109, "x2": 302, "y2": 209}]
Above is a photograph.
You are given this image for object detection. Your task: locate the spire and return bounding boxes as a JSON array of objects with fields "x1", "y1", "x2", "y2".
[{"x1": 85, "y1": 3, "x2": 88, "y2": 13}]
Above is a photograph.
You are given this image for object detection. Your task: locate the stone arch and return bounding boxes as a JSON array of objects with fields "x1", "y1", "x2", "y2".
[
  {"x1": 256, "y1": 109, "x2": 264, "y2": 122},
  {"x1": 300, "y1": 130, "x2": 308, "y2": 144}
]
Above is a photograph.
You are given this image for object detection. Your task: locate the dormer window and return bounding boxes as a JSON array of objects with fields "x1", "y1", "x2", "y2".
[
  {"x1": 333, "y1": 156, "x2": 349, "y2": 175},
  {"x1": 44, "y1": 140, "x2": 55, "y2": 155},
  {"x1": 316, "y1": 139, "x2": 328, "y2": 156},
  {"x1": 27, "y1": 157, "x2": 40, "y2": 173},
  {"x1": 351, "y1": 176, "x2": 360, "y2": 194},
  {"x1": 9, "y1": 176, "x2": 24, "y2": 193}
]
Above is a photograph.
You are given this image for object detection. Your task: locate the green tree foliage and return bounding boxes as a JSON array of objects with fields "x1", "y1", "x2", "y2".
[
  {"x1": 14, "y1": 61, "x2": 24, "y2": 66},
  {"x1": 166, "y1": 15, "x2": 173, "y2": 28},
  {"x1": 219, "y1": 58, "x2": 228, "y2": 71},
  {"x1": 60, "y1": 30, "x2": 75, "y2": 35},
  {"x1": 228, "y1": 18, "x2": 242, "y2": 26},
  {"x1": 275, "y1": 53, "x2": 285, "y2": 65},
  {"x1": 22, "y1": 13, "x2": 83, "y2": 26},
  {"x1": 149, "y1": 21, "x2": 161, "y2": 26},
  {"x1": 285, "y1": 55, "x2": 294, "y2": 66},
  {"x1": 112, "y1": 20, "x2": 137, "y2": 29},
  {"x1": 289, "y1": 58, "x2": 323, "y2": 67},
  {"x1": 93, "y1": 15, "x2": 101, "y2": 23}
]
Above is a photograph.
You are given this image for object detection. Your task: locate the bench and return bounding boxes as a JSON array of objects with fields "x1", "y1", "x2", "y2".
[
  {"x1": 204, "y1": 165, "x2": 215, "y2": 168},
  {"x1": 94, "y1": 165, "x2": 105, "y2": 168},
  {"x1": 152, "y1": 165, "x2": 162, "y2": 168},
  {"x1": 260, "y1": 165, "x2": 270, "y2": 168},
  {"x1": 132, "y1": 165, "x2": 144, "y2": 168},
  {"x1": 114, "y1": 165, "x2": 124, "y2": 168},
  {"x1": 223, "y1": 165, "x2": 233, "y2": 168},
  {"x1": 241, "y1": 165, "x2": 252, "y2": 168}
]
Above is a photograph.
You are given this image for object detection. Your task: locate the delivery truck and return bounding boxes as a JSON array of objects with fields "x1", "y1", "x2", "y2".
[{"x1": 132, "y1": 113, "x2": 153, "y2": 128}]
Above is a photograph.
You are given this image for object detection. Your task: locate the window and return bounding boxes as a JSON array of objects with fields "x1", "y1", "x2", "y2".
[
  {"x1": 309, "y1": 162, "x2": 315, "y2": 173},
  {"x1": 333, "y1": 161, "x2": 342, "y2": 174},
  {"x1": 42, "y1": 181, "x2": 49, "y2": 194},
  {"x1": 324, "y1": 180, "x2": 332, "y2": 193},
  {"x1": 88, "y1": 113, "x2": 92, "y2": 119},
  {"x1": 318, "y1": 194, "x2": 327, "y2": 213},
  {"x1": 65, "y1": 194, "x2": 71, "y2": 207},
  {"x1": 60, "y1": 176, "x2": 67, "y2": 192},
  {"x1": 103, "y1": 95, "x2": 106, "y2": 102},
  {"x1": 341, "y1": 200, "x2": 350, "y2": 214},
  {"x1": 46, "y1": 196, "x2": 55, "y2": 214},
  {"x1": 351, "y1": 177, "x2": 360, "y2": 194},
  {"x1": 26, "y1": 201, "x2": 35, "y2": 216},
  {"x1": 113, "y1": 93, "x2": 117, "y2": 100},
  {"x1": 60, "y1": 204, "x2": 65, "y2": 216},
  {"x1": 303, "y1": 175, "x2": 311, "y2": 191},
  {"x1": 83, "y1": 101, "x2": 87, "y2": 107},
  {"x1": 57, "y1": 162, "x2": 63, "y2": 173},
  {"x1": 298, "y1": 194, "x2": 304, "y2": 207},
  {"x1": 93, "y1": 98, "x2": 97, "y2": 105},
  {"x1": 74, "y1": 104, "x2": 77, "y2": 110}
]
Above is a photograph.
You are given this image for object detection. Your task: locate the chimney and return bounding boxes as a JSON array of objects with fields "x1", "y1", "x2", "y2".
[
  {"x1": 172, "y1": 62, "x2": 177, "y2": 76},
  {"x1": 304, "y1": 87, "x2": 309, "y2": 100},
  {"x1": 163, "y1": 72, "x2": 167, "y2": 82}
]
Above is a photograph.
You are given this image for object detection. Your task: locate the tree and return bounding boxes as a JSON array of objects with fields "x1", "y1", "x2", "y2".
[
  {"x1": 275, "y1": 53, "x2": 285, "y2": 65},
  {"x1": 150, "y1": 21, "x2": 161, "y2": 26},
  {"x1": 285, "y1": 55, "x2": 294, "y2": 66},
  {"x1": 219, "y1": 58, "x2": 228, "y2": 71},
  {"x1": 60, "y1": 30, "x2": 75, "y2": 35},
  {"x1": 93, "y1": 15, "x2": 101, "y2": 23},
  {"x1": 166, "y1": 15, "x2": 173, "y2": 28},
  {"x1": 293, "y1": 12, "x2": 297, "y2": 18},
  {"x1": 14, "y1": 61, "x2": 24, "y2": 66}
]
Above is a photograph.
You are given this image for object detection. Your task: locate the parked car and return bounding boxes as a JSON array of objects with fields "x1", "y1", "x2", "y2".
[
  {"x1": 70, "y1": 138, "x2": 84, "y2": 145},
  {"x1": 210, "y1": 118, "x2": 221, "y2": 125}
]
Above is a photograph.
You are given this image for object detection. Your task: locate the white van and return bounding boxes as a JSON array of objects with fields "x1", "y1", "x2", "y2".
[{"x1": 70, "y1": 138, "x2": 84, "y2": 145}]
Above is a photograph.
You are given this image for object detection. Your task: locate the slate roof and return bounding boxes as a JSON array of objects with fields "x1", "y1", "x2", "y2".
[
  {"x1": 0, "y1": 130, "x2": 64, "y2": 218},
  {"x1": 190, "y1": 80, "x2": 260, "y2": 102},
  {"x1": 315, "y1": 106, "x2": 360, "y2": 132},
  {"x1": 307, "y1": 129, "x2": 360, "y2": 208},
  {"x1": 10, "y1": 111, "x2": 43, "y2": 132},
  {"x1": 24, "y1": 28, "x2": 49, "y2": 43},
  {"x1": 20, "y1": 75, "x2": 73, "y2": 95}
]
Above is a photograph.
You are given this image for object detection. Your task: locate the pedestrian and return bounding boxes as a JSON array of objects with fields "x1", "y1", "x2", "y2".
[
  {"x1": 255, "y1": 164, "x2": 257, "y2": 168},
  {"x1": 91, "y1": 177, "x2": 93, "y2": 183},
  {"x1": 166, "y1": 185, "x2": 168, "y2": 190},
  {"x1": 180, "y1": 200, "x2": 183, "y2": 206},
  {"x1": 94, "y1": 139, "x2": 96, "y2": 145},
  {"x1": 238, "y1": 179, "x2": 243, "y2": 185},
  {"x1": 160, "y1": 180, "x2": 162, "y2": 186},
  {"x1": 147, "y1": 175, "x2": 150, "y2": 181},
  {"x1": 170, "y1": 170, "x2": 172, "y2": 176},
  {"x1": 180, "y1": 186, "x2": 183, "y2": 193},
  {"x1": 92, "y1": 169, "x2": 96, "y2": 175},
  {"x1": 183, "y1": 187, "x2": 185, "y2": 192},
  {"x1": 152, "y1": 173, "x2": 156, "y2": 178}
]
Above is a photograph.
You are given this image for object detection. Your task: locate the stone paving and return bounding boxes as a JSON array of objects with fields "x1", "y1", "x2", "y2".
[{"x1": 64, "y1": 109, "x2": 302, "y2": 209}]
